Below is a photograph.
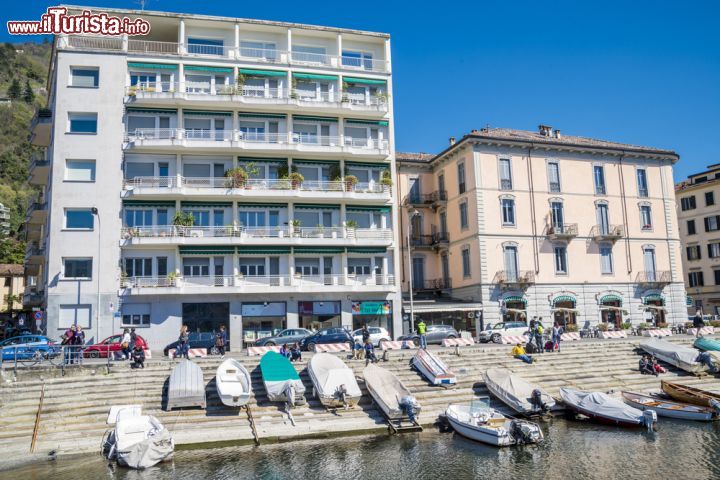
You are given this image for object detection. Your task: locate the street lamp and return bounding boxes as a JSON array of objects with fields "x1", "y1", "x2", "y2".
[{"x1": 406, "y1": 206, "x2": 420, "y2": 332}]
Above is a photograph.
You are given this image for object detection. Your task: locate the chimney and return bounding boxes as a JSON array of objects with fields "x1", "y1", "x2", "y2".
[
  {"x1": 538, "y1": 124, "x2": 553, "y2": 137},
  {"x1": 449, "y1": 137, "x2": 456, "y2": 146},
  {"x1": 554, "y1": 129, "x2": 562, "y2": 139}
]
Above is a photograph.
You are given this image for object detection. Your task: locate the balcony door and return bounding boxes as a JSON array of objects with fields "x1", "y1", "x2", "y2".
[
  {"x1": 504, "y1": 246, "x2": 518, "y2": 282},
  {"x1": 408, "y1": 177, "x2": 420, "y2": 203},
  {"x1": 440, "y1": 211, "x2": 448, "y2": 235},
  {"x1": 596, "y1": 204, "x2": 609, "y2": 235},
  {"x1": 644, "y1": 248, "x2": 657, "y2": 282},
  {"x1": 441, "y1": 254, "x2": 450, "y2": 285},
  {"x1": 551, "y1": 202, "x2": 564, "y2": 230},
  {"x1": 412, "y1": 257, "x2": 425, "y2": 289}
]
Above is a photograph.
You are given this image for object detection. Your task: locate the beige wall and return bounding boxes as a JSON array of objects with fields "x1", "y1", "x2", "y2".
[{"x1": 1, "y1": 274, "x2": 25, "y2": 312}]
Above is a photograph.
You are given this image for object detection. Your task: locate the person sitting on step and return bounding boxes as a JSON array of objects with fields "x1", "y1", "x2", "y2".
[
  {"x1": 279, "y1": 343, "x2": 291, "y2": 359},
  {"x1": 353, "y1": 340, "x2": 364, "y2": 360},
  {"x1": 650, "y1": 355, "x2": 666, "y2": 374},
  {"x1": 639, "y1": 355, "x2": 657, "y2": 376},
  {"x1": 290, "y1": 343, "x2": 302, "y2": 362},
  {"x1": 364, "y1": 340, "x2": 378, "y2": 365},
  {"x1": 130, "y1": 344, "x2": 145, "y2": 369},
  {"x1": 511, "y1": 343, "x2": 533, "y2": 364}
]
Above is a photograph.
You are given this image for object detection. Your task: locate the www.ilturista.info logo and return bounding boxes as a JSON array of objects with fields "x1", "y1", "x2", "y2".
[{"x1": 7, "y1": 7, "x2": 151, "y2": 35}]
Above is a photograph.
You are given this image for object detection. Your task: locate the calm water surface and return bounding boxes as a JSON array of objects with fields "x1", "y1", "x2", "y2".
[{"x1": 4, "y1": 418, "x2": 720, "y2": 480}]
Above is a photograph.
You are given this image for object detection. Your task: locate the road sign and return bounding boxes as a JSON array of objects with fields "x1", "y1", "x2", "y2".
[{"x1": 34, "y1": 311, "x2": 43, "y2": 320}]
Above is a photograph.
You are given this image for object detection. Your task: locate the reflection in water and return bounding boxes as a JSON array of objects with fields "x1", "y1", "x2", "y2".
[{"x1": 4, "y1": 419, "x2": 720, "y2": 480}]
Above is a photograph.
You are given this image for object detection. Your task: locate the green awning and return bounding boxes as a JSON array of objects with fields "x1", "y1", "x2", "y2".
[
  {"x1": 346, "y1": 205, "x2": 391, "y2": 213},
  {"x1": 344, "y1": 77, "x2": 386, "y2": 85},
  {"x1": 126, "y1": 107, "x2": 178, "y2": 114},
  {"x1": 184, "y1": 109, "x2": 232, "y2": 117},
  {"x1": 181, "y1": 201, "x2": 233, "y2": 208},
  {"x1": 240, "y1": 68, "x2": 286, "y2": 77},
  {"x1": 294, "y1": 204, "x2": 340, "y2": 210},
  {"x1": 293, "y1": 72, "x2": 338, "y2": 81},
  {"x1": 552, "y1": 295, "x2": 577, "y2": 306},
  {"x1": 237, "y1": 246, "x2": 291, "y2": 254},
  {"x1": 346, "y1": 161, "x2": 390, "y2": 169},
  {"x1": 643, "y1": 293, "x2": 665, "y2": 305},
  {"x1": 687, "y1": 295, "x2": 694, "y2": 307},
  {"x1": 347, "y1": 247, "x2": 387, "y2": 254},
  {"x1": 179, "y1": 246, "x2": 234, "y2": 255},
  {"x1": 293, "y1": 159, "x2": 340, "y2": 166},
  {"x1": 294, "y1": 247, "x2": 345, "y2": 254},
  {"x1": 502, "y1": 295, "x2": 527, "y2": 306},
  {"x1": 599, "y1": 294, "x2": 623, "y2": 305},
  {"x1": 236, "y1": 202, "x2": 287, "y2": 208},
  {"x1": 345, "y1": 119, "x2": 389, "y2": 127},
  {"x1": 238, "y1": 157, "x2": 288, "y2": 165},
  {"x1": 128, "y1": 62, "x2": 177, "y2": 70},
  {"x1": 293, "y1": 115, "x2": 338, "y2": 123},
  {"x1": 238, "y1": 112, "x2": 287, "y2": 119},
  {"x1": 185, "y1": 65, "x2": 233, "y2": 73},
  {"x1": 122, "y1": 200, "x2": 176, "y2": 207}
]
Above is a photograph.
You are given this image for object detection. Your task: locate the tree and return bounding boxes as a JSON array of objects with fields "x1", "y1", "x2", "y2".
[
  {"x1": 23, "y1": 80, "x2": 34, "y2": 103},
  {"x1": 0, "y1": 239, "x2": 24, "y2": 264},
  {"x1": 7, "y1": 78, "x2": 21, "y2": 99}
]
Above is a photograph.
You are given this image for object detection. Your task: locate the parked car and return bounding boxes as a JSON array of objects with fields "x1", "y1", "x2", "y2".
[
  {"x1": 84, "y1": 334, "x2": 148, "y2": 358},
  {"x1": 163, "y1": 332, "x2": 229, "y2": 356},
  {"x1": 300, "y1": 327, "x2": 354, "y2": 351},
  {"x1": 255, "y1": 328, "x2": 313, "y2": 347},
  {"x1": 352, "y1": 327, "x2": 392, "y2": 347},
  {"x1": 398, "y1": 324, "x2": 460, "y2": 346},
  {"x1": 478, "y1": 321, "x2": 529, "y2": 344},
  {"x1": 0, "y1": 335, "x2": 59, "y2": 362}
]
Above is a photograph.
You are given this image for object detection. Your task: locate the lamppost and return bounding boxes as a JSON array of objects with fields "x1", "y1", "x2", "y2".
[
  {"x1": 405, "y1": 206, "x2": 420, "y2": 332},
  {"x1": 92, "y1": 207, "x2": 100, "y2": 342}
]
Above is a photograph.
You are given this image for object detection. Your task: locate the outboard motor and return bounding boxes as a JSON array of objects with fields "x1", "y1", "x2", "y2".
[
  {"x1": 509, "y1": 420, "x2": 535, "y2": 445},
  {"x1": 399, "y1": 395, "x2": 419, "y2": 423},
  {"x1": 284, "y1": 383, "x2": 297, "y2": 409},
  {"x1": 529, "y1": 389, "x2": 548, "y2": 413},
  {"x1": 710, "y1": 399, "x2": 720, "y2": 417},
  {"x1": 642, "y1": 409, "x2": 657, "y2": 432},
  {"x1": 335, "y1": 384, "x2": 348, "y2": 409}
]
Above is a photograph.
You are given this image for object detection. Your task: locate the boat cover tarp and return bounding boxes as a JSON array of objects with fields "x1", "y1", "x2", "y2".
[
  {"x1": 560, "y1": 388, "x2": 641, "y2": 424},
  {"x1": 640, "y1": 338, "x2": 705, "y2": 372},
  {"x1": 260, "y1": 351, "x2": 306, "y2": 402},
  {"x1": 309, "y1": 353, "x2": 361, "y2": 397},
  {"x1": 484, "y1": 368, "x2": 556, "y2": 413},
  {"x1": 167, "y1": 359, "x2": 206, "y2": 410},
  {"x1": 694, "y1": 336, "x2": 720, "y2": 352},
  {"x1": 117, "y1": 428, "x2": 174, "y2": 469},
  {"x1": 363, "y1": 363, "x2": 414, "y2": 418}
]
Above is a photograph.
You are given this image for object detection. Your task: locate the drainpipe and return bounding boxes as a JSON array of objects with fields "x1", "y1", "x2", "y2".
[
  {"x1": 527, "y1": 147, "x2": 539, "y2": 273},
  {"x1": 618, "y1": 154, "x2": 632, "y2": 273}
]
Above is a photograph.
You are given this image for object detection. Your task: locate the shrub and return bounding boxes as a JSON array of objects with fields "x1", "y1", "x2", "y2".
[
  {"x1": 620, "y1": 322, "x2": 632, "y2": 330},
  {"x1": 656, "y1": 322, "x2": 668, "y2": 328},
  {"x1": 637, "y1": 323, "x2": 650, "y2": 330},
  {"x1": 565, "y1": 324, "x2": 579, "y2": 332},
  {"x1": 597, "y1": 323, "x2": 609, "y2": 332}
]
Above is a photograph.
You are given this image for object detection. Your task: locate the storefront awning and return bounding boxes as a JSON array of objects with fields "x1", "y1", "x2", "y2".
[
  {"x1": 551, "y1": 307, "x2": 580, "y2": 314},
  {"x1": 185, "y1": 65, "x2": 233, "y2": 73},
  {"x1": 505, "y1": 308, "x2": 527, "y2": 314},
  {"x1": 346, "y1": 205, "x2": 391, "y2": 213},
  {"x1": 238, "y1": 112, "x2": 287, "y2": 119},
  {"x1": 347, "y1": 247, "x2": 387, "y2": 254},
  {"x1": 642, "y1": 305, "x2": 667, "y2": 312},
  {"x1": 642, "y1": 293, "x2": 665, "y2": 304},
  {"x1": 600, "y1": 306, "x2": 629, "y2": 314},
  {"x1": 552, "y1": 294, "x2": 576, "y2": 306},
  {"x1": 293, "y1": 159, "x2": 340, "y2": 166},
  {"x1": 345, "y1": 161, "x2": 390, "y2": 169},
  {"x1": 502, "y1": 295, "x2": 527, "y2": 306},
  {"x1": 345, "y1": 119, "x2": 389, "y2": 127},
  {"x1": 238, "y1": 157, "x2": 288, "y2": 165},
  {"x1": 293, "y1": 115, "x2": 338, "y2": 123},
  {"x1": 599, "y1": 294, "x2": 623, "y2": 305},
  {"x1": 236, "y1": 202, "x2": 287, "y2": 208},
  {"x1": 184, "y1": 110, "x2": 232, "y2": 117},
  {"x1": 122, "y1": 200, "x2": 176, "y2": 207},
  {"x1": 294, "y1": 203, "x2": 340, "y2": 210},
  {"x1": 237, "y1": 246, "x2": 291, "y2": 254},
  {"x1": 126, "y1": 107, "x2": 178, "y2": 115},
  {"x1": 294, "y1": 247, "x2": 345, "y2": 254},
  {"x1": 402, "y1": 302, "x2": 483, "y2": 313}
]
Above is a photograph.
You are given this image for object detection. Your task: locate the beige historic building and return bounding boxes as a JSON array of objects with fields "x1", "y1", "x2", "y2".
[
  {"x1": 676, "y1": 163, "x2": 720, "y2": 316},
  {"x1": 397, "y1": 125, "x2": 686, "y2": 336},
  {"x1": 0, "y1": 264, "x2": 25, "y2": 312}
]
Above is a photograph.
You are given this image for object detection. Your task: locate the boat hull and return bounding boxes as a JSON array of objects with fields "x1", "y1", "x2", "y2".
[
  {"x1": 166, "y1": 360, "x2": 206, "y2": 411},
  {"x1": 216, "y1": 359, "x2": 252, "y2": 407},
  {"x1": 446, "y1": 414, "x2": 512, "y2": 446},
  {"x1": 661, "y1": 381, "x2": 720, "y2": 408},
  {"x1": 563, "y1": 402, "x2": 643, "y2": 428},
  {"x1": 412, "y1": 350, "x2": 456, "y2": 385},
  {"x1": 622, "y1": 391, "x2": 713, "y2": 421},
  {"x1": 483, "y1": 368, "x2": 557, "y2": 416},
  {"x1": 363, "y1": 364, "x2": 420, "y2": 421}
]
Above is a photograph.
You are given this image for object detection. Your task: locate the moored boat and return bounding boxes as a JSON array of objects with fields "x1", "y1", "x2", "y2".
[
  {"x1": 308, "y1": 353, "x2": 362, "y2": 408},
  {"x1": 639, "y1": 338, "x2": 706, "y2": 374},
  {"x1": 445, "y1": 401, "x2": 543, "y2": 446},
  {"x1": 694, "y1": 336, "x2": 720, "y2": 352},
  {"x1": 216, "y1": 358, "x2": 252, "y2": 407},
  {"x1": 166, "y1": 359, "x2": 206, "y2": 411},
  {"x1": 103, "y1": 407, "x2": 174, "y2": 469},
  {"x1": 621, "y1": 391, "x2": 716, "y2": 421},
  {"x1": 661, "y1": 380, "x2": 720, "y2": 408},
  {"x1": 363, "y1": 363, "x2": 420, "y2": 422},
  {"x1": 412, "y1": 348, "x2": 456, "y2": 385},
  {"x1": 260, "y1": 351, "x2": 306, "y2": 406},
  {"x1": 560, "y1": 387, "x2": 657, "y2": 429},
  {"x1": 483, "y1": 368, "x2": 556, "y2": 416}
]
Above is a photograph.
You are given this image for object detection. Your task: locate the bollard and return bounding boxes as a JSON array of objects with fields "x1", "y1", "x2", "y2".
[
  {"x1": 454, "y1": 345, "x2": 460, "y2": 356},
  {"x1": 382, "y1": 350, "x2": 389, "y2": 362}
]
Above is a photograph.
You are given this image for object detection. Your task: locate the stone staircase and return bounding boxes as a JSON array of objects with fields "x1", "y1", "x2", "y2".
[{"x1": 2, "y1": 335, "x2": 720, "y2": 464}]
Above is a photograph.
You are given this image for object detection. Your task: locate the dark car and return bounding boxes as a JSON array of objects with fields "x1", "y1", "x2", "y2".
[
  {"x1": 255, "y1": 328, "x2": 313, "y2": 347},
  {"x1": 299, "y1": 327, "x2": 353, "y2": 352},
  {"x1": 0, "y1": 335, "x2": 60, "y2": 362},
  {"x1": 163, "y1": 332, "x2": 229, "y2": 356},
  {"x1": 398, "y1": 324, "x2": 460, "y2": 346}
]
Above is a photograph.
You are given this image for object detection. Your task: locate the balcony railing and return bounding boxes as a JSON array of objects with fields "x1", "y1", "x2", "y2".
[
  {"x1": 432, "y1": 231, "x2": 450, "y2": 247},
  {"x1": 635, "y1": 270, "x2": 672, "y2": 286},
  {"x1": 238, "y1": 47, "x2": 284, "y2": 62},
  {"x1": 414, "y1": 278, "x2": 452, "y2": 291},
  {"x1": 128, "y1": 39, "x2": 180, "y2": 54},
  {"x1": 340, "y1": 56, "x2": 387, "y2": 73},
  {"x1": 500, "y1": 179, "x2": 513, "y2": 190},
  {"x1": 409, "y1": 235, "x2": 434, "y2": 248},
  {"x1": 121, "y1": 274, "x2": 395, "y2": 290},
  {"x1": 405, "y1": 190, "x2": 447, "y2": 207},
  {"x1": 290, "y1": 50, "x2": 332, "y2": 66},
  {"x1": 121, "y1": 226, "x2": 392, "y2": 241},
  {"x1": 496, "y1": 270, "x2": 536, "y2": 288},
  {"x1": 590, "y1": 224, "x2": 624, "y2": 242},
  {"x1": 544, "y1": 223, "x2": 578, "y2": 241}
]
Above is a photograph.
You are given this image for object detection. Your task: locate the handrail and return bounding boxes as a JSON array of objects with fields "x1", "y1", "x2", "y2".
[
  {"x1": 121, "y1": 274, "x2": 395, "y2": 288},
  {"x1": 121, "y1": 225, "x2": 392, "y2": 240}
]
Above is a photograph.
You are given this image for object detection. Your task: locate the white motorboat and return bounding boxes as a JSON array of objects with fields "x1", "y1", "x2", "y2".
[
  {"x1": 216, "y1": 358, "x2": 253, "y2": 407},
  {"x1": 483, "y1": 368, "x2": 556, "y2": 416},
  {"x1": 639, "y1": 338, "x2": 706, "y2": 374},
  {"x1": 560, "y1": 387, "x2": 657, "y2": 429},
  {"x1": 445, "y1": 401, "x2": 543, "y2": 446},
  {"x1": 363, "y1": 363, "x2": 420, "y2": 422},
  {"x1": 621, "y1": 391, "x2": 717, "y2": 421},
  {"x1": 308, "y1": 353, "x2": 362, "y2": 408},
  {"x1": 412, "y1": 348, "x2": 456, "y2": 385},
  {"x1": 103, "y1": 407, "x2": 174, "y2": 469}
]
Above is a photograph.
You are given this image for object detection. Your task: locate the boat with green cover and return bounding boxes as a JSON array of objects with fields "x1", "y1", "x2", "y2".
[
  {"x1": 694, "y1": 336, "x2": 720, "y2": 352},
  {"x1": 260, "y1": 351, "x2": 306, "y2": 406}
]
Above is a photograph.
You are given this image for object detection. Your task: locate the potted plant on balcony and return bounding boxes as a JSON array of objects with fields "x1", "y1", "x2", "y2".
[
  {"x1": 224, "y1": 163, "x2": 258, "y2": 189},
  {"x1": 288, "y1": 171, "x2": 304, "y2": 189},
  {"x1": 166, "y1": 271, "x2": 178, "y2": 287},
  {"x1": 173, "y1": 211, "x2": 194, "y2": 236},
  {"x1": 341, "y1": 82, "x2": 350, "y2": 103},
  {"x1": 291, "y1": 219, "x2": 302, "y2": 236},
  {"x1": 380, "y1": 169, "x2": 393, "y2": 189},
  {"x1": 345, "y1": 219, "x2": 358, "y2": 239},
  {"x1": 235, "y1": 73, "x2": 246, "y2": 95},
  {"x1": 315, "y1": 224, "x2": 325, "y2": 238},
  {"x1": 374, "y1": 90, "x2": 389, "y2": 103},
  {"x1": 290, "y1": 77, "x2": 298, "y2": 100},
  {"x1": 344, "y1": 175, "x2": 358, "y2": 192}
]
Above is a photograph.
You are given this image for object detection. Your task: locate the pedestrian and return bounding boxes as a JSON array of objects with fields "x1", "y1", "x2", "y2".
[
  {"x1": 279, "y1": 343, "x2": 291, "y2": 359},
  {"x1": 361, "y1": 324, "x2": 371, "y2": 344},
  {"x1": 215, "y1": 325, "x2": 227, "y2": 358},
  {"x1": 511, "y1": 343, "x2": 533, "y2": 364},
  {"x1": 129, "y1": 327, "x2": 137, "y2": 351},
  {"x1": 353, "y1": 340, "x2": 364, "y2": 360},
  {"x1": 121, "y1": 328, "x2": 132, "y2": 360},
  {"x1": 73, "y1": 325, "x2": 85, "y2": 364},
  {"x1": 693, "y1": 309, "x2": 705, "y2": 337},
  {"x1": 535, "y1": 322, "x2": 544, "y2": 353},
  {"x1": 130, "y1": 344, "x2": 145, "y2": 369},
  {"x1": 529, "y1": 317, "x2": 537, "y2": 331},
  {"x1": 696, "y1": 351, "x2": 718, "y2": 373},
  {"x1": 177, "y1": 325, "x2": 189, "y2": 359},
  {"x1": 417, "y1": 319, "x2": 427, "y2": 349},
  {"x1": 364, "y1": 340, "x2": 378, "y2": 365},
  {"x1": 290, "y1": 343, "x2": 302, "y2": 362},
  {"x1": 61, "y1": 324, "x2": 75, "y2": 365},
  {"x1": 552, "y1": 322, "x2": 563, "y2": 352}
]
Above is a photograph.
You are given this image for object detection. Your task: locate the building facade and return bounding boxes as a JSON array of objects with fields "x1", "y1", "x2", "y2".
[
  {"x1": 676, "y1": 164, "x2": 720, "y2": 315},
  {"x1": 26, "y1": 7, "x2": 401, "y2": 349},
  {"x1": 0, "y1": 204, "x2": 10, "y2": 237},
  {"x1": 0, "y1": 264, "x2": 25, "y2": 313},
  {"x1": 397, "y1": 126, "x2": 686, "y2": 335}
]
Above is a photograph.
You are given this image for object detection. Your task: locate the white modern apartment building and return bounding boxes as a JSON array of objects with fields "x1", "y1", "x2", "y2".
[{"x1": 26, "y1": 7, "x2": 401, "y2": 350}]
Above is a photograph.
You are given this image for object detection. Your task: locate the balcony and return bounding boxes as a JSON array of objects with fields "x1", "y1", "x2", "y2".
[
  {"x1": 544, "y1": 223, "x2": 578, "y2": 242},
  {"x1": 413, "y1": 278, "x2": 452, "y2": 292},
  {"x1": 409, "y1": 235, "x2": 434, "y2": 249},
  {"x1": 26, "y1": 201, "x2": 48, "y2": 225},
  {"x1": 30, "y1": 108, "x2": 53, "y2": 147},
  {"x1": 495, "y1": 270, "x2": 536, "y2": 289},
  {"x1": 590, "y1": 224, "x2": 624, "y2": 243},
  {"x1": 404, "y1": 190, "x2": 448, "y2": 208},
  {"x1": 432, "y1": 231, "x2": 450, "y2": 250},
  {"x1": 25, "y1": 243, "x2": 46, "y2": 264},
  {"x1": 122, "y1": 176, "x2": 391, "y2": 203},
  {"x1": 120, "y1": 226, "x2": 393, "y2": 247},
  {"x1": 120, "y1": 273, "x2": 396, "y2": 296},
  {"x1": 28, "y1": 156, "x2": 51, "y2": 185},
  {"x1": 25, "y1": 224, "x2": 42, "y2": 242},
  {"x1": 23, "y1": 286, "x2": 45, "y2": 307},
  {"x1": 635, "y1": 270, "x2": 672, "y2": 287},
  {"x1": 124, "y1": 129, "x2": 390, "y2": 158}
]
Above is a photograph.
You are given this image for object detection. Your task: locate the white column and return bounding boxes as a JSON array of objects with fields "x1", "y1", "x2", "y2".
[
  {"x1": 287, "y1": 29, "x2": 292, "y2": 61},
  {"x1": 383, "y1": 38, "x2": 391, "y2": 73},
  {"x1": 338, "y1": 117, "x2": 345, "y2": 150},
  {"x1": 289, "y1": 252, "x2": 296, "y2": 286},
  {"x1": 342, "y1": 251, "x2": 349, "y2": 285},
  {"x1": 340, "y1": 204, "x2": 347, "y2": 236},
  {"x1": 178, "y1": 19, "x2": 186, "y2": 55},
  {"x1": 336, "y1": 33, "x2": 343, "y2": 67},
  {"x1": 287, "y1": 71, "x2": 293, "y2": 100},
  {"x1": 234, "y1": 23, "x2": 240, "y2": 58},
  {"x1": 178, "y1": 64, "x2": 185, "y2": 93},
  {"x1": 382, "y1": 256, "x2": 389, "y2": 283},
  {"x1": 177, "y1": 107, "x2": 184, "y2": 140},
  {"x1": 122, "y1": 34, "x2": 128, "y2": 52},
  {"x1": 287, "y1": 114, "x2": 293, "y2": 143},
  {"x1": 175, "y1": 154, "x2": 182, "y2": 187}
]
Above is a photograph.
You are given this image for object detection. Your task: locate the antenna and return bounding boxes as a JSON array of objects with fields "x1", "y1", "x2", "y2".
[{"x1": 135, "y1": 0, "x2": 149, "y2": 10}]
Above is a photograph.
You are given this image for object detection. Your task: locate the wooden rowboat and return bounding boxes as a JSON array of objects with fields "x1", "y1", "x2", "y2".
[
  {"x1": 621, "y1": 391, "x2": 716, "y2": 421},
  {"x1": 661, "y1": 381, "x2": 720, "y2": 408}
]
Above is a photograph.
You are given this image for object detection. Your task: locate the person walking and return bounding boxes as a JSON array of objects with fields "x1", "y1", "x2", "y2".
[
  {"x1": 417, "y1": 320, "x2": 427, "y2": 349},
  {"x1": 535, "y1": 322, "x2": 545, "y2": 353},
  {"x1": 552, "y1": 322, "x2": 563, "y2": 352},
  {"x1": 129, "y1": 328, "x2": 137, "y2": 351},
  {"x1": 693, "y1": 309, "x2": 705, "y2": 338},
  {"x1": 73, "y1": 325, "x2": 85, "y2": 364},
  {"x1": 61, "y1": 325, "x2": 75, "y2": 365},
  {"x1": 215, "y1": 325, "x2": 228, "y2": 358},
  {"x1": 177, "y1": 325, "x2": 190, "y2": 359},
  {"x1": 361, "y1": 324, "x2": 371, "y2": 345},
  {"x1": 121, "y1": 328, "x2": 132, "y2": 360}
]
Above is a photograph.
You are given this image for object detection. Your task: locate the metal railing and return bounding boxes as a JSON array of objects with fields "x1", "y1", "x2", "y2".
[
  {"x1": 121, "y1": 225, "x2": 391, "y2": 240},
  {"x1": 432, "y1": 231, "x2": 450, "y2": 244},
  {"x1": 128, "y1": 39, "x2": 180, "y2": 54},
  {"x1": 65, "y1": 35, "x2": 123, "y2": 50},
  {"x1": 121, "y1": 273, "x2": 395, "y2": 289},
  {"x1": 290, "y1": 50, "x2": 332, "y2": 66},
  {"x1": 496, "y1": 270, "x2": 536, "y2": 286},
  {"x1": 405, "y1": 190, "x2": 447, "y2": 206},
  {"x1": 545, "y1": 223, "x2": 579, "y2": 237},
  {"x1": 590, "y1": 224, "x2": 625, "y2": 240},
  {"x1": 127, "y1": 81, "x2": 177, "y2": 94},
  {"x1": 185, "y1": 129, "x2": 234, "y2": 141},
  {"x1": 500, "y1": 178, "x2": 513, "y2": 190},
  {"x1": 186, "y1": 44, "x2": 234, "y2": 57},
  {"x1": 238, "y1": 47, "x2": 285, "y2": 62},
  {"x1": 410, "y1": 235, "x2": 434, "y2": 247},
  {"x1": 635, "y1": 270, "x2": 672, "y2": 285},
  {"x1": 414, "y1": 278, "x2": 452, "y2": 291},
  {"x1": 340, "y1": 56, "x2": 387, "y2": 72},
  {"x1": 293, "y1": 134, "x2": 341, "y2": 146}
]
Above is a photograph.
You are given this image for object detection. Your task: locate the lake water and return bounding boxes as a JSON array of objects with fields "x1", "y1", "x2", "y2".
[{"x1": 3, "y1": 418, "x2": 719, "y2": 480}]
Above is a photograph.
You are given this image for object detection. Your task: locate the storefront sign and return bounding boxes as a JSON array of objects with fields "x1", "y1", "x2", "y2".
[
  {"x1": 299, "y1": 301, "x2": 341, "y2": 315},
  {"x1": 352, "y1": 301, "x2": 391, "y2": 315},
  {"x1": 242, "y1": 302, "x2": 286, "y2": 317}
]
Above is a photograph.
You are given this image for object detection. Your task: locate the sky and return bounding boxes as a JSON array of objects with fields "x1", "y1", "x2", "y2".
[{"x1": 3, "y1": 1, "x2": 719, "y2": 182}]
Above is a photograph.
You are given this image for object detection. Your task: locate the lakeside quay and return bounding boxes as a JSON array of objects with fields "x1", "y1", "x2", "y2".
[{"x1": 3, "y1": 335, "x2": 720, "y2": 469}]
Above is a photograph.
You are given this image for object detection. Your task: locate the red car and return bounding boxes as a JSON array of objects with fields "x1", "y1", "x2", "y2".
[{"x1": 83, "y1": 334, "x2": 147, "y2": 358}]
